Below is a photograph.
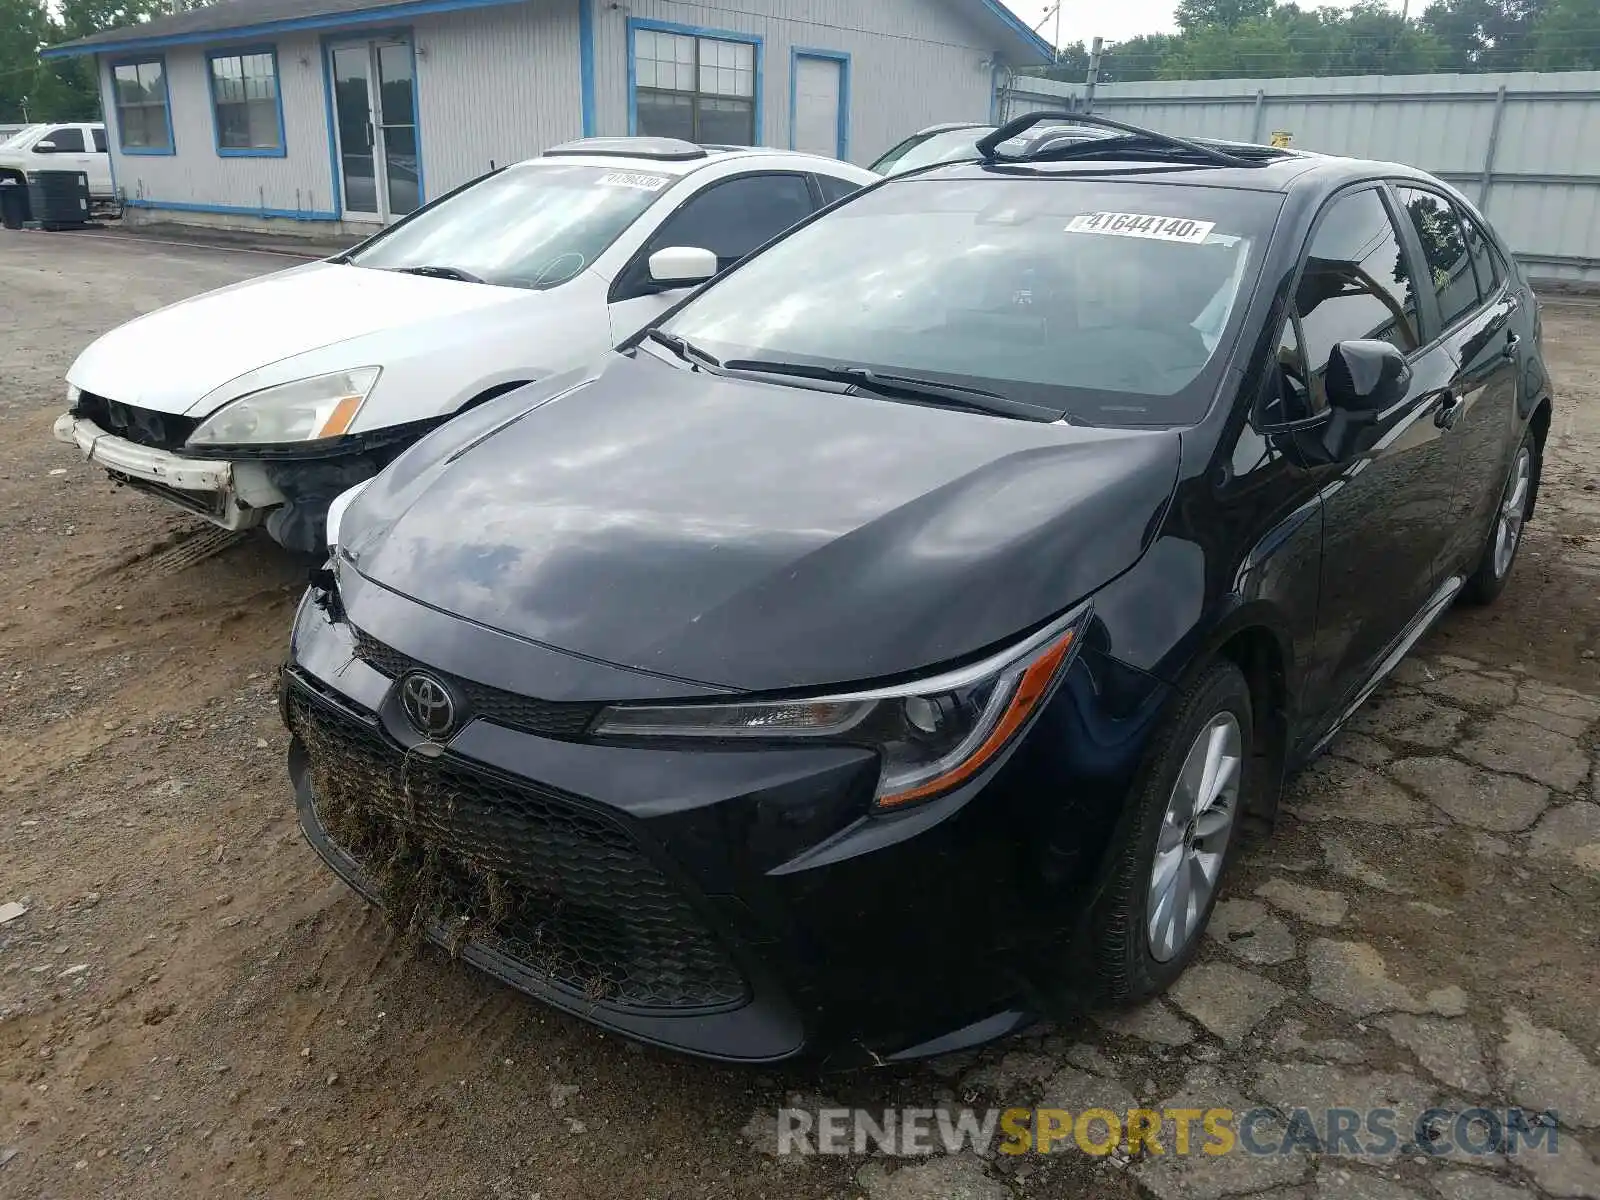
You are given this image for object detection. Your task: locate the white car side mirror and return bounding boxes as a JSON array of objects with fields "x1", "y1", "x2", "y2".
[
  {"x1": 648, "y1": 246, "x2": 718, "y2": 287},
  {"x1": 33, "y1": 141, "x2": 57, "y2": 153}
]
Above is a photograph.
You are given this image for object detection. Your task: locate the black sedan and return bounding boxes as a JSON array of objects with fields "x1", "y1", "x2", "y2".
[{"x1": 281, "y1": 113, "x2": 1552, "y2": 1066}]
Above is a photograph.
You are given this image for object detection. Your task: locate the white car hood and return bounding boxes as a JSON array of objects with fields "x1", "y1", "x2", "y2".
[{"x1": 66, "y1": 261, "x2": 545, "y2": 416}]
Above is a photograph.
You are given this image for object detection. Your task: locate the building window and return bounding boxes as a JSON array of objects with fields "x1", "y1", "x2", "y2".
[
  {"x1": 633, "y1": 27, "x2": 757, "y2": 145},
  {"x1": 208, "y1": 49, "x2": 284, "y2": 156},
  {"x1": 111, "y1": 58, "x2": 172, "y2": 154}
]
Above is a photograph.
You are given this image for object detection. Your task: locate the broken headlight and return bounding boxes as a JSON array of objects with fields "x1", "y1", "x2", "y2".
[{"x1": 187, "y1": 368, "x2": 382, "y2": 448}]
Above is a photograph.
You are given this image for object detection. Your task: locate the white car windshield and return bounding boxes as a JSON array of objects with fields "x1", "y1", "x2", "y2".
[
  {"x1": 0, "y1": 125, "x2": 43, "y2": 150},
  {"x1": 662, "y1": 178, "x2": 1284, "y2": 425},
  {"x1": 347, "y1": 162, "x2": 674, "y2": 290},
  {"x1": 871, "y1": 128, "x2": 987, "y2": 176}
]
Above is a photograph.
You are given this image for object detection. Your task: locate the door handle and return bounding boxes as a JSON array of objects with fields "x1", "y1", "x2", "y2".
[
  {"x1": 1502, "y1": 332, "x2": 1521, "y2": 361},
  {"x1": 1435, "y1": 390, "x2": 1464, "y2": 431}
]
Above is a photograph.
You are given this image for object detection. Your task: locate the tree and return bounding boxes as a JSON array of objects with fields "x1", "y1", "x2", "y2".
[
  {"x1": 1526, "y1": 0, "x2": 1600, "y2": 67},
  {"x1": 0, "y1": 0, "x2": 54, "y2": 122},
  {"x1": 1175, "y1": 0, "x2": 1276, "y2": 31}
]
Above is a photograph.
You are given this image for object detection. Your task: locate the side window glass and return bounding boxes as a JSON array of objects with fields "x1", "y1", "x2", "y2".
[
  {"x1": 91, "y1": 127, "x2": 108, "y2": 153},
  {"x1": 649, "y1": 173, "x2": 814, "y2": 270},
  {"x1": 1267, "y1": 314, "x2": 1317, "y2": 422},
  {"x1": 1297, "y1": 188, "x2": 1420, "y2": 409},
  {"x1": 1397, "y1": 187, "x2": 1478, "y2": 327},
  {"x1": 815, "y1": 174, "x2": 861, "y2": 205},
  {"x1": 1457, "y1": 206, "x2": 1502, "y2": 300}
]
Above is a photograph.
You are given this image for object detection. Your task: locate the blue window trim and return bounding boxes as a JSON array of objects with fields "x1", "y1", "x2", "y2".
[
  {"x1": 319, "y1": 36, "x2": 344, "y2": 218},
  {"x1": 578, "y1": 0, "x2": 596, "y2": 137},
  {"x1": 125, "y1": 197, "x2": 339, "y2": 221},
  {"x1": 787, "y1": 47, "x2": 850, "y2": 161},
  {"x1": 205, "y1": 44, "x2": 288, "y2": 158},
  {"x1": 626, "y1": 17, "x2": 763, "y2": 146},
  {"x1": 44, "y1": 0, "x2": 523, "y2": 58},
  {"x1": 320, "y1": 28, "x2": 426, "y2": 222},
  {"x1": 108, "y1": 53, "x2": 175, "y2": 156}
]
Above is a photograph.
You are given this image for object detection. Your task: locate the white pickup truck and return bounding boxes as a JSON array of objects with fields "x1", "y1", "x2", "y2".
[{"x1": 0, "y1": 123, "x2": 114, "y2": 197}]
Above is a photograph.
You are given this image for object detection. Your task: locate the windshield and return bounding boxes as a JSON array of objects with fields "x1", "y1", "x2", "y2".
[
  {"x1": 661, "y1": 178, "x2": 1283, "y2": 425},
  {"x1": 871, "y1": 128, "x2": 987, "y2": 176},
  {"x1": 0, "y1": 125, "x2": 42, "y2": 150},
  {"x1": 347, "y1": 163, "x2": 674, "y2": 289}
]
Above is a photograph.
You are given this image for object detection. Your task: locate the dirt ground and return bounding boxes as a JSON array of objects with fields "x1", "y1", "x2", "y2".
[{"x1": 2, "y1": 230, "x2": 1598, "y2": 1200}]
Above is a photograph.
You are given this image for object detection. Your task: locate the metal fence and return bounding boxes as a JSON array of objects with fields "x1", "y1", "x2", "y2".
[{"x1": 998, "y1": 71, "x2": 1600, "y2": 284}]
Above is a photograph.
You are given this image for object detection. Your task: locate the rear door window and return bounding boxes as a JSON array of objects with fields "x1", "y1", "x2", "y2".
[
  {"x1": 91, "y1": 127, "x2": 108, "y2": 153},
  {"x1": 1396, "y1": 186, "x2": 1480, "y2": 329}
]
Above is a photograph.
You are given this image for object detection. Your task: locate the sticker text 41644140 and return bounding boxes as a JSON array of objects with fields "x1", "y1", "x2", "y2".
[{"x1": 1065, "y1": 212, "x2": 1217, "y2": 244}]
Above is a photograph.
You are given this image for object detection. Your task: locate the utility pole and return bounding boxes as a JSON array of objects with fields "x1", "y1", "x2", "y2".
[
  {"x1": 1085, "y1": 36, "x2": 1103, "y2": 113},
  {"x1": 1054, "y1": 2, "x2": 1063, "y2": 60}
]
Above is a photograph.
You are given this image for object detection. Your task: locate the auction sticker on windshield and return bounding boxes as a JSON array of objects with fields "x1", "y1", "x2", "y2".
[
  {"x1": 1066, "y1": 212, "x2": 1217, "y2": 243},
  {"x1": 600, "y1": 171, "x2": 670, "y2": 190}
]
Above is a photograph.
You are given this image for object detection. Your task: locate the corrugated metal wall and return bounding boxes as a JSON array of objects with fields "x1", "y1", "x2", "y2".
[
  {"x1": 999, "y1": 70, "x2": 1600, "y2": 283},
  {"x1": 105, "y1": 33, "x2": 338, "y2": 219},
  {"x1": 411, "y1": 1, "x2": 583, "y2": 191},
  {"x1": 588, "y1": 0, "x2": 1003, "y2": 165}
]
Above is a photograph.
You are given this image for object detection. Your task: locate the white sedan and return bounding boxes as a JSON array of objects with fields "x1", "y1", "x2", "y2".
[{"x1": 54, "y1": 138, "x2": 876, "y2": 551}]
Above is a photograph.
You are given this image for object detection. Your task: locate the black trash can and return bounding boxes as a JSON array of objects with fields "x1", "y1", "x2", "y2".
[
  {"x1": 26, "y1": 169, "x2": 90, "y2": 230},
  {"x1": 0, "y1": 179, "x2": 28, "y2": 229}
]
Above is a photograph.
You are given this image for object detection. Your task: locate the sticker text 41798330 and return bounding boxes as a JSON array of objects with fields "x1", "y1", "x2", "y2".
[{"x1": 1065, "y1": 212, "x2": 1217, "y2": 244}]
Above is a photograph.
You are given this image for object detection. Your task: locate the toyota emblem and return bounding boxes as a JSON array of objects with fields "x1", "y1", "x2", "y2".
[{"x1": 401, "y1": 672, "x2": 458, "y2": 739}]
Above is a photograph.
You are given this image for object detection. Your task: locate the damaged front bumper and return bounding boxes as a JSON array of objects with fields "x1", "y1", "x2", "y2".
[{"x1": 53, "y1": 413, "x2": 282, "y2": 530}]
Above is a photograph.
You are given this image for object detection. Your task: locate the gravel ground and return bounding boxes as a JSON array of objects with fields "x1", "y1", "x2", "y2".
[{"x1": 2, "y1": 230, "x2": 1598, "y2": 1200}]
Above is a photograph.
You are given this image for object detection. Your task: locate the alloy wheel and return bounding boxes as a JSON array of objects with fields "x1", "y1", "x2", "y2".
[
  {"x1": 1492, "y1": 446, "x2": 1532, "y2": 579},
  {"x1": 1146, "y1": 712, "x2": 1242, "y2": 963}
]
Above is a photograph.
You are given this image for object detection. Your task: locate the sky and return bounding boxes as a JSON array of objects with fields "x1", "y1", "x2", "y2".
[{"x1": 998, "y1": 0, "x2": 1408, "y2": 49}]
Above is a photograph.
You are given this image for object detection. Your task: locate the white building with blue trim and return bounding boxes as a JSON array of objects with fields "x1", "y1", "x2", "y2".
[{"x1": 44, "y1": 0, "x2": 1051, "y2": 236}]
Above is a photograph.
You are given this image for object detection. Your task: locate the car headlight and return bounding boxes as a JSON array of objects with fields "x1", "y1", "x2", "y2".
[
  {"x1": 592, "y1": 608, "x2": 1085, "y2": 809},
  {"x1": 186, "y1": 368, "x2": 382, "y2": 448},
  {"x1": 66, "y1": 383, "x2": 82, "y2": 407}
]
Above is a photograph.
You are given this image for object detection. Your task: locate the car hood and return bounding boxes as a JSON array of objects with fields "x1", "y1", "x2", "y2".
[
  {"x1": 65, "y1": 261, "x2": 545, "y2": 416},
  {"x1": 342, "y1": 353, "x2": 1182, "y2": 693}
]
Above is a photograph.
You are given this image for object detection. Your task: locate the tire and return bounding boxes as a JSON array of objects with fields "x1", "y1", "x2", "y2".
[
  {"x1": 1461, "y1": 427, "x2": 1539, "y2": 607},
  {"x1": 1087, "y1": 659, "x2": 1253, "y2": 1005}
]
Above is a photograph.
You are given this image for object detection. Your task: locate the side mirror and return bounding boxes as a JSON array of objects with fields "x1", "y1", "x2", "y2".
[
  {"x1": 33, "y1": 141, "x2": 57, "y2": 153},
  {"x1": 1325, "y1": 339, "x2": 1412, "y2": 416},
  {"x1": 1320, "y1": 339, "x2": 1413, "y2": 462},
  {"x1": 648, "y1": 245, "x2": 718, "y2": 288}
]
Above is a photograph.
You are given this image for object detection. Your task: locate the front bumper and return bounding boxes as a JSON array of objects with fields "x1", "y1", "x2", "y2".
[
  {"x1": 53, "y1": 413, "x2": 281, "y2": 529},
  {"x1": 279, "y1": 568, "x2": 1155, "y2": 1064}
]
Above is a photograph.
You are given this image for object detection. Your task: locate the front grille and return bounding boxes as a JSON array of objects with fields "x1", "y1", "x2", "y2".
[
  {"x1": 350, "y1": 626, "x2": 600, "y2": 739},
  {"x1": 286, "y1": 684, "x2": 749, "y2": 1012},
  {"x1": 74, "y1": 391, "x2": 200, "y2": 452},
  {"x1": 110, "y1": 472, "x2": 227, "y2": 518}
]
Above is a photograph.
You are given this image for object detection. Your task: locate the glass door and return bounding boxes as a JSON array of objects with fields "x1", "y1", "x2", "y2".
[
  {"x1": 331, "y1": 44, "x2": 379, "y2": 221},
  {"x1": 376, "y1": 42, "x2": 420, "y2": 217},
  {"x1": 328, "y1": 38, "x2": 420, "y2": 222}
]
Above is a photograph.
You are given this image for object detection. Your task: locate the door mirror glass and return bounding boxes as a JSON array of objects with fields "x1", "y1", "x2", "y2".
[
  {"x1": 648, "y1": 245, "x2": 718, "y2": 287},
  {"x1": 1325, "y1": 339, "x2": 1411, "y2": 417}
]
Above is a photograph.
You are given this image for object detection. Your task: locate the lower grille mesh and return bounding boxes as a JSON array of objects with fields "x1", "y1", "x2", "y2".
[{"x1": 287, "y1": 685, "x2": 748, "y2": 1011}]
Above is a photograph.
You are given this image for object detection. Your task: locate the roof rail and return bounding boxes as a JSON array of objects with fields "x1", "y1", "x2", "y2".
[
  {"x1": 976, "y1": 111, "x2": 1270, "y2": 170},
  {"x1": 544, "y1": 137, "x2": 709, "y2": 162}
]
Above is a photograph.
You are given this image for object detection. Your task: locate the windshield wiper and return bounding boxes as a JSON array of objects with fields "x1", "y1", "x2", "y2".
[
  {"x1": 644, "y1": 328, "x2": 725, "y2": 371},
  {"x1": 390, "y1": 264, "x2": 486, "y2": 284},
  {"x1": 720, "y1": 360, "x2": 1061, "y2": 422}
]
